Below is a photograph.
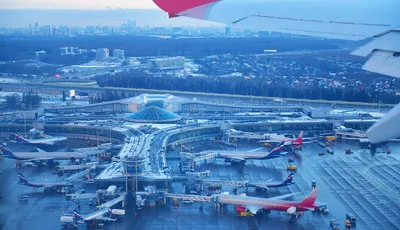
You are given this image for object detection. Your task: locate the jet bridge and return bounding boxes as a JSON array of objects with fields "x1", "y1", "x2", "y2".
[
  {"x1": 66, "y1": 193, "x2": 98, "y2": 200},
  {"x1": 181, "y1": 151, "x2": 219, "y2": 168},
  {"x1": 65, "y1": 166, "x2": 95, "y2": 182},
  {"x1": 165, "y1": 193, "x2": 211, "y2": 203},
  {"x1": 96, "y1": 192, "x2": 126, "y2": 209},
  {"x1": 204, "y1": 179, "x2": 248, "y2": 188}
]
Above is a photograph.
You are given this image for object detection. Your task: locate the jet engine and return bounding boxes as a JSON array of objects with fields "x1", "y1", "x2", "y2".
[{"x1": 287, "y1": 206, "x2": 297, "y2": 214}]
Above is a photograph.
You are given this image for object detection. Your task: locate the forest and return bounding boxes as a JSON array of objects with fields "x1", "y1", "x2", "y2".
[
  {"x1": 5, "y1": 92, "x2": 42, "y2": 110},
  {"x1": 95, "y1": 70, "x2": 398, "y2": 104}
]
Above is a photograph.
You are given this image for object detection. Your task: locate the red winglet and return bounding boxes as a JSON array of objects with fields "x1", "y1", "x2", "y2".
[{"x1": 153, "y1": 0, "x2": 219, "y2": 16}]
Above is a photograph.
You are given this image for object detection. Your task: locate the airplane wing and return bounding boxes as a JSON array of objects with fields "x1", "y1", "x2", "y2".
[
  {"x1": 154, "y1": 1, "x2": 399, "y2": 39},
  {"x1": 42, "y1": 141, "x2": 54, "y2": 145},
  {"x1": 251, "y1": 184, "x2": 270, "y2": 190},
  {"x1": 246, "y1": 205, "x2": 263, "y2": 215},
  {"x1": 44, "y1": 184, "x2": 57, "y2": 188},
  {"x1": 154, "y1": 0, "x2": 400, "y2": 143},
  {"x1": 247, "y1": 147, "x2": 263, "y2": 152},
  {"x1": 258, "y1": 139, "x2": 284, "y2": 143},
  {"x1": 153, "y1": 0, "x2": 400, "y2": 77},
  {"x1": 44, "y1": 182, "x2": 71, "y2": 188},
  {"x1": 36, "y1": 148, "x2": 46, "y2": 153},
  {"x1": 367, "y1": 103, "x2": 400, "y2": 143},
  {"x1": 231, "y1": 157, "x2": 246, "y2": 161},
  {"x1": 267, "y1": 192, "x2": 302, "y2": 201},
  {"x1": 20, "y1": 158, "x2": 55, "y2": 164},
  {"x1": 96, "y1": 217, "x2": 117, "y2": 222}
]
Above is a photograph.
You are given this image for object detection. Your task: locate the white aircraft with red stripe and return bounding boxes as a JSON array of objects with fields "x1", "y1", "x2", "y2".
[
  {"x1": 153, "y1": 0, "x2": 400, "y2": 144},
  {"x1": 212, "y1": 188, "x2": 319, "y2": 216}
]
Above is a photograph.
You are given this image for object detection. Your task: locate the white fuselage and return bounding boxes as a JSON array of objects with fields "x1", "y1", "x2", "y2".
[
  {"x1": 217, "y1": 151, "x2": 269, "y2": 159},
  {"x1": 28, "y1": 136, "x2": 68, "y2": 145},
  {"x1": 12, "y1": 151, "x2": 85, "y2": 160}
]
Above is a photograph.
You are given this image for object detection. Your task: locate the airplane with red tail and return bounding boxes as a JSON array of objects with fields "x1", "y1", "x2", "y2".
[
  {"x1": 212, "y1": 188, "x2": 319, "y2": 217},
  {"x1": 259, "y1": 131, "x2": 313, "y2": 147}
]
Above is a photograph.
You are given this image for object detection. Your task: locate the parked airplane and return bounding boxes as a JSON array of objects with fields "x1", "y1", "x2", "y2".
[
  {"x1": 270, "y1": 132, "x2": 304, "y2": 145},
  {"x1": 248, "y1": 173, "x2": 295, "y2": 191},
  {"x1": 211, "y1": 188, "x2": 319, "y2": 218},
  {"x1": 217, "y1": 142, "x2": 285, "y2": 163},
  {"x1": 14, "y1": 133, "x2": 67, "y2": 146},
  {"x1": 17, "y1": 173, "x2": 73, "y2": 192},
  {"x1": 61, "y1": 208, "x2": 124, "y2": 227},
  {"x1": 260, "y1": 131, "x2": 313, "y2": 147},
  {"x1": 153, "y1": 0, "x2": 400, "y2": 144},
  {"x1": 0, "y1": 143, "x2": 86, "y2": 164},
  {"x1": 74, "y1": 208, "x2": 117, "y2": 224}
]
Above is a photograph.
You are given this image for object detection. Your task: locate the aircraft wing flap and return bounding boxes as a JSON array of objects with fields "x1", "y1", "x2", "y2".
[
  {"x1": 362, "y1": 50, "x2": 400, "y2": 78},
  {"x1": 97, "y1": 217, "x2": 117, "y2": 222},
  {"x1": 352, "y1": 30, "x2": 400, "y2": 78},
  {"x1": 352, "y1": 30, "x2": 400, "y2": 56}
]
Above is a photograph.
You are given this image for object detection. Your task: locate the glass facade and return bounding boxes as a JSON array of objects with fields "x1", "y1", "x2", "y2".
[
  {"x1": 343, "y1": 121, "x2": 376, "y2": 131},
  {"x1": 44, "y1": 125, "x2": 126, "y2": 142},
  {"x1": 234, "y1": 121, "x2": 333, "y2": 133},
  {"x1": 126, "y1": 106, "x2": 181, "y2": 123},
  {"x1": 167, "y1": 127, "x2": 220, "y2": 143}
]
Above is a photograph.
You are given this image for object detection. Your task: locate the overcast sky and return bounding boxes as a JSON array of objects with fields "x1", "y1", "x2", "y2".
[{"x1": 1, "y1": 0, "x2": 158, "y2": 9}]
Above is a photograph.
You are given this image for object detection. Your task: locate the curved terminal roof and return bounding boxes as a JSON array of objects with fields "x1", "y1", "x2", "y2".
[{"x1": 126, "y1": 106, "x2": 181, "y2": 123}]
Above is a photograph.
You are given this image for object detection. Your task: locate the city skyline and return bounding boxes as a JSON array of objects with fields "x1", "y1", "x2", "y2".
[
  {"x1": 0, "y1": 9, "x2": 219, "y2": 28},
  {"x1": 0, "y1": 0, "x2": 158, "y2": 9}
]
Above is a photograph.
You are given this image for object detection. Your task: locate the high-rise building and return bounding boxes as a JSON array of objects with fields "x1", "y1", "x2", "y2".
[
  {"x1": 225, "y1": 26, "x2": 231, "y2": 35},
  {"x1": 78, "y1": 49, "x2": 88, "y2": 56},
  {"x1": 34, "y1": 22, "x2": 39, "y2": 33},
  {"x1": 70, "y1": 47, "x2": 79, "y2": 54},
  {"x1": 112, "y1": 49, "x2": 125, "y2": 59},
  {"x1": 60, "y1": 47, "x2": 69, "y2": 55},
  {"x1": 96, "y1": 48, "x2": 109, "y2": 60},
  {"x1": 28, "y1": 23, "x2": 33, "y2": 35},
  {"x1": 35, "y1": 50, "x2": 46, "y2": 57},
  {"x1": 258, "y1": 31, "x2": 270, "y2": 37}
]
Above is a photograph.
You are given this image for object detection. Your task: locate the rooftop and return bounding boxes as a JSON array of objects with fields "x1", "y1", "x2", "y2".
[{"x1": 126, "y1": 106, "x2": 181, "y2": 123}]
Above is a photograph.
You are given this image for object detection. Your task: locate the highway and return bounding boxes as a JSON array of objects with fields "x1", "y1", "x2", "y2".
[{"x1": 2, "y1": 82, "x2": 395, "y2": 109}]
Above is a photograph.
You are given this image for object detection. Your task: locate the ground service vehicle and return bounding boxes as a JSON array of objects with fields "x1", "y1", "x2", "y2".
[
  {"x1": 287, "y1": 165, "x2": 297, "y2": 171},
  {"x1": 346, "y1": 213, "x2": 357, "y2": 226}
]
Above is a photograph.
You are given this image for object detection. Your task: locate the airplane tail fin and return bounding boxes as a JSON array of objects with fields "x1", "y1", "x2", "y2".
[
  {"x1": 295, "y1": 131, "x2": 303, "y2": 143},
  {"x1": 15, "y1": 133, "x2": 29, "y2": 144},
  {"x1": 299, "y1": 188, "x2": 319, "y2": 207},
  {"x1": 281, "y1": 173, "x2": 295, "y2": 186},
  {"x1": 73, "y1": 211, "x2": 84, "y2": 221},
  {"x1": 18, "y1": 173, "x2": 29, "y2": 185},
  {"x1": 269, "y1": 142, "x2": 285, "y2": 156},
  {"x1": 0, "y1": 143, "x2": 14, "y2": 157}
]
